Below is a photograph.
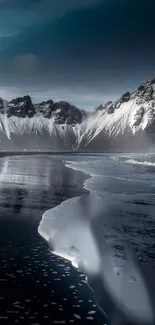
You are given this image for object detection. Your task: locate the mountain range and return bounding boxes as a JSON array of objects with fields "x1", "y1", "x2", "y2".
[{"x1": 0, "y1": 78, "x2": 155, "y2": 152}]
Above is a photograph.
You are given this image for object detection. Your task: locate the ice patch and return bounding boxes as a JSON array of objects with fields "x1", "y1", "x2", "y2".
[
  {"x1": 88, "y1": 311, "x2": 96, "y2": 315},
  {"x1": 73, "y1": 314, "x2": 81, "y2": 320}
]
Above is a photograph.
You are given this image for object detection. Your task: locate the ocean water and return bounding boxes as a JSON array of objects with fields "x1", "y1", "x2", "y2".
[
  {"x1": 64, "y1": 152, "x2": 155, "y2": 266},
  {"x1": 39, "y1": 152, "x2": 155, "y2": 325},
  {"x1": 0, "y1": 153, "x2": 155, "y2": 325}
]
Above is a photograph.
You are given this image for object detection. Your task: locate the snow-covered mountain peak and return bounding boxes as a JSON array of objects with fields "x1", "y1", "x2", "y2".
[
  {"x1": 76, "y1": 78, "x2": 155, "y2": 151},
  {"x1": 7, "y1": 95, "x2": 35, "y2": 118},
  {"x1": 35, "y1": 100, "x2": 84, "y2": 125},
  {"x1": 0, "y1": 78, "x2": 155, "y2": 152},
  {"x1": 131, "y1": 78, "x2": 155, "y2": 105},
  {"x1": 0, "y1": 95, "x2": 84, "y2": 126},
  {"x1": 97, "y1": 79, "x2": 155, "y2": 116}
]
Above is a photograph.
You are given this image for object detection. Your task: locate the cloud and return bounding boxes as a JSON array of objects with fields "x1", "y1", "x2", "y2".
[
  {"x1": 0, "y1": 0, "x2": 101, "y2": 10},
  {"x1": 0, "y1": 0, "x2": 102, "y2": 54},
  {"x1": 0, "y1": 31, "x2": 19, "y2": 39},
  {"x1": 0, "y1": 0, "x2": 102, "y2": 34},
  {"x1": 0, "y1": 84, "x2": 118, "y2": 110}
]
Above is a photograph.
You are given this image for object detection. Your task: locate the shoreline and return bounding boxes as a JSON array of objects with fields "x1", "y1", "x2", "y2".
[
  {"x1": 38, "y1": 158, "x2": 109, "y2": 324},
  {"x1": 63, "y1": 160, "x2": 110, "y2": 321},
  {"x1": 64, "y1": 160, "x2": 97, "y2": 193},
  {"x1": 0, "y1": 155, "x2": 108, "y2": 324},
  {"x1": 42, "y1": 158, "x2": 109, "y2": 320},
  {"x1": 1, "y1": 154, "x2": 154, "y2": 324},
  {"x1": 0, "y1": 150, "x2": 153, "y2": 157}
]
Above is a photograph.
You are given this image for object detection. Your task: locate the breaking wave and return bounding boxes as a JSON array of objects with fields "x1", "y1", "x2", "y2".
[{"x1": 126, "y1": 159, "x2": 155, "y2": 167}]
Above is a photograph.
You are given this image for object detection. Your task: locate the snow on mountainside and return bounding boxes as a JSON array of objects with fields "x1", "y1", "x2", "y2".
[
  {"x1": 77, "y1": 78, "x2": 155, "y2": 151},
  {"x1": 0, "y1": 78, "x2": 155, "y2": 151}
]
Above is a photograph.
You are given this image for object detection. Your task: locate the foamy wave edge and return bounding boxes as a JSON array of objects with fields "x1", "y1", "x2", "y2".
[
  {"x1": 126, "y1": 159, "x2": 155, "y2": 167},
  {"x1": 65, "y1": 160, "x2": 100, "y2": 193}
]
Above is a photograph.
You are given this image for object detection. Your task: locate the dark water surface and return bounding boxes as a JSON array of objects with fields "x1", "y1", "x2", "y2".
[{"x1": 0, "y1": 155, "x2": 107, "y2": 325}]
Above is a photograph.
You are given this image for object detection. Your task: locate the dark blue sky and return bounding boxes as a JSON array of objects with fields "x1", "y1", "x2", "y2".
[{"x1": 0, "y1": 0, "x2": 155, "y2": 109}]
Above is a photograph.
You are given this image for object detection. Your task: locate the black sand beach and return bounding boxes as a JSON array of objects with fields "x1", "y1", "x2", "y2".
[{"x1": 0, "y1": 155, "x2": 108, "y2": 325}]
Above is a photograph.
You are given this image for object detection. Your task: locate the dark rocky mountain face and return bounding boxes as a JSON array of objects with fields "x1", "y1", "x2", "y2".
[
  {"x1": 37, "y1": 100, "x2": 83, "y2": 125},
  {"x1": 132, "y1": 78, "x2": 155, "y2": 105},
  {"x1": 1, "y1": 78, "x2": 155, "y2": 123},
  {"x1": 4, "y1": 96, "x2": 83, "y2": 126},
  {"x1": 0, "y1": 78, "x2": 155, "y2": 152},
  {"x1": 120, "y1": 91, "x2": 131, "y2": 103},
  {"x1": 96, "y1": 92, "x2": 131, "y2": 114},
  {"x1": 7, "y1": 95, "x2": 35, "y2": 118},
  {"x1": 96, "y1": 79, "x2": 155, "y2": 116},
  {"x1": 106, "y1": 92, "x2": 131, "y2": 114},
  {"x1": 53, "y1": 101, "x2": 83, "y2": 125},
  {"x1": 35, "y1": 99, "x2": 54, "y2": 118},
  {"x1": 0, "y1": 98, "x2": 5, "y2": 114},
  {"x1": 3, "y1": 78, "x2": 155, "y2": 124}
]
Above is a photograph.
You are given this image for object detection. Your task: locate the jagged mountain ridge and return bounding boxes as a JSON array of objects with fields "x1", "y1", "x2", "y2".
[
  {"x1": 0, "y1": 96, "x2": 84, "y2": 124},
  {"x1": 0, "y1": 78, "x2": 155, "y2": 151}
]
